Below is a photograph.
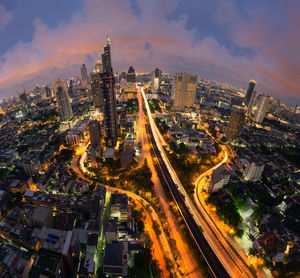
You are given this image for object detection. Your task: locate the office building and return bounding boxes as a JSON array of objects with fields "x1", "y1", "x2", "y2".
[
  {"x1": 55, "y1": 80, "x2": 73, "y2": 121},
  {"x1": 81, "y1": 64, "x2": 89, "y2": 89},
  {"x1": 89, "y1": 120, "x2": 101, "y2": 148},
  {"x1": 91, "y1": 60, "x2": 103, "y2": 109},
  {"x1": 127, "y1": 66, "x2": 136, "y2": 83},
  {"x1": 173, "y1": 72, "x2": 197, "y2": 110},
  {"x1": 151, "y1": 68, "x2": 162, "y2": 91},
  {"x1": 244, "y1": 80, "x2": 256, "y2": 106},
  {"x1": 226, "y1": 110, "x2": 246, "y2": 141},
  {"x1": 244, "y1": 161, "x2": 264, "y2": 181},
  {"x1": 99, "y1": 36, "x2": 118, "y2": 147},
  {"x1": 253, "y1": 94, "x2": 271, "y2": 123},
  {"x1": 246, "y1": 90, "x2": 257, "y2": 116}
]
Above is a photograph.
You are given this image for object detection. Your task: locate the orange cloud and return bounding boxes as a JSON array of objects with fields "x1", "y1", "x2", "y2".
[{"x1": 0, "y1": 0, "x2": 299, "y2": 102}]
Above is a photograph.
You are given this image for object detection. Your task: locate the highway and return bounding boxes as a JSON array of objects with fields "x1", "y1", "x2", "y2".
[
  {"x1": 194, "y1": 149, "x2": 270, "y2": 278},
  {"x1": 141, "y1": 87, "x2": 230, "y2": 278},
  {"x1": 137, "y1": 87, "x2": 202, "y2": 277}
]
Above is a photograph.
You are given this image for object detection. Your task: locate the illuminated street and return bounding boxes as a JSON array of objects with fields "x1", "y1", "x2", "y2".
[
  {"x1": 70, "y1": 134, "x2": 175, "y2": 277},
  {"x1": 137, "y1": 86, "x2": 203, "y2": 277},
  {"x1": 141, "y1": 86, "x2": 258, "y2": 278}
]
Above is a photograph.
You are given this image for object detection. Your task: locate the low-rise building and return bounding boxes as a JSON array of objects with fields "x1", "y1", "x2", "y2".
[
  {"x1": 103, "y1": 241, "x2": 128, "y2": 277},
  {"x1": 110, "y1": 193, "x2": 129, "y2": 222},
  {"x1": 105, "y1": 218, "x2": 118, "y2": 242}
]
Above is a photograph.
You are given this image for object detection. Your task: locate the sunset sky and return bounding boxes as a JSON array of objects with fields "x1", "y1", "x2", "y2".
[{"x1": 0, "y1": 0, "x2": 299, "y2": 105}]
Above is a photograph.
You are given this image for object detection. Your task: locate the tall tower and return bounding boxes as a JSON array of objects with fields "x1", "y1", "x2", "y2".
[
  {"x1": 89, "y1": 119, "x2": 101, "y2": 148},
  {"x1": 151, "y1": 68, "x2": 162, "y2": 91},
  {"x1": 91, "y1": 60, "x2": 103, "y2": 108},
  {"x1": 100, "y1": 36, "x2": 117, "y2": 147},
  {"x1": 246, "y1": 90, "x2": 257, "y2": 116},
  {"x1": 253, "y1": 94, "x2": 271, "y2": 123},
  {"x1": 173, "y1": 72, "x2": 197, "y2": 111},
  {"x1": 81, "y1": 64, "x2": 89, "y2": 89},
  {"x1": 127, "y1": 66, "x2": 136, "y2": 83},
  {"x1": 244, "y1": 80, "x2": 256, "y2": 106},
  {"x1": 55, "y1": 80, "x2": 73, "y2": 121},
  {"x1": 226, "y1": 110, "x2": 246, "y2": 142}
]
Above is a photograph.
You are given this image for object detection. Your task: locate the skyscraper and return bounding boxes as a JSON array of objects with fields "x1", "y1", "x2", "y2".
[
  {"x1": 226, "y1": 110, "x2": 246, "y2": 141},
  {"x1": 127, "y1": 66, "x2": 136, "y2": 83},
  {"x1": 19, "y1": 91, "x2": 29, "y2": 105},
  {"x1": 244, "y1": 80, "x2": 256, "y2": 106},
  {"x1": 253, "y1": 94, "x2": 271, "y2": 123},
  {"x1": 151, "y1": 68, "x2": 162, "y2": 91},
  {"x1": 81, "y1": 64, "x2": 89, "y2": 89},
  {"x1": 246, "y1": 90, "x2": 257, "y2": 116},
  {"x1": 89, "y1": 119, "x2": 101, "y2": 148},
  {"x1": 91, "y1": 60, "x2": 103, "y2": 109},
  {"x1": 55, "y1": 80, "x2": 73, "y2": 121},
  {"x1": 173, "y1": 72, "x2": 197, "y2": 111},
  {"x1": 99, "y1": 36, "x2": 117, "y2": 147}
]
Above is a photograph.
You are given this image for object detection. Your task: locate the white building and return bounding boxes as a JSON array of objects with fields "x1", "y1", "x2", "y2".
[
  {"x1": 244, "y1": 161, "x2": 264, "y2": 181},
  {"x1": 253, "y1": 94, "x2": 271, "y2": 123},
  {"x1": 210, "y1": 166, "x2": 230, "y2": 192}
]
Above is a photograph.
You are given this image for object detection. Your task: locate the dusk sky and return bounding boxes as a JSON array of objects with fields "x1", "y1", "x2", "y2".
[{"x1": 0, "y1": 0, "x2": 299, "y2": 105}]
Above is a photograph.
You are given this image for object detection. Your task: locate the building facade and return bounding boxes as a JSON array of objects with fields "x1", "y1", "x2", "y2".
[
  {"x1": 81, "y1": 64, "x2": 89, "y2": 89},
  {"x1": 244, "y1": 161, "x2": 264, "y2": 181},
  {"x1": 127, "y1": 66, "x2": 136, "y2": 83},
  {"x1": 99, "y1": 37, "x2": 118, "y2": 147},
  {"x1": 151, "y1": 68, "x2": 162, "y2": 91},
  {"x1": 173, "y1": 72, "x2": 197, "y2": 111},
  {"x1": 89, "y1": 120, "x2": 101, "y2": 148},
  {"x1": 253, "y1": 94, "x2": 271, "y2": 123},
  {"x1": 55, "y1": 80, "x2": 73, "y2": 121},
  {"x1": 244, "y1": 80, "x2": 256, "y2": 106},
  {"x1": 226, "y1": 110, "x2": 246, "y2": 141}
]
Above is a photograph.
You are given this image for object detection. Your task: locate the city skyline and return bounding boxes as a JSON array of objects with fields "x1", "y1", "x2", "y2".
[
  {"x1": 0, "y1": 28, "x2": 299, "y2": 277},
  {"x1": 0, "y1": 0, "x2": 299, "y2": 105}
]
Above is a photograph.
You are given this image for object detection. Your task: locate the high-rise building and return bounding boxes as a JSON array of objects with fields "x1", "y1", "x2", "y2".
[
  {"x1": 173, "y1": 72, "x2": 197, "y2": 110},
  {"x1": 55, "y1": 80, "x2": 73, "y2": 121},
  {"x1": 253, "y1": 94, "x2": 271, "y2": 123},
  {"x1": 171, "y1": 78, "x2": 176, "y2": 100},
  {"x1": 244, "y1": 80, "x2": 256, "y2": 106},
  {"x1": 244, "y1": 161, "x2": 264, "y2": 181},
  {"x1": 91, "y1": 60, "x2": 103, "y2": 109},
  {"x1": 226, "y1": 110, "x2": 246, "y2": 141},
  {"x1": 99, "y1": 36, "x2": 117, "y2": 147},
  {"x1": 246, "y1": 90, "x2": 257, "y2": 116},
  {"x1": 127, "y1": 66, "x2": 136, "y2": 83},
  {"x1": 120, "y1": 72, "x2": 127, "y2": 80},
  {"x1": 151, "y1": 68, "x2": 162, "y2": 91},
  {"x1": 81, "y1": 64, "x2": 89, "y2": 89},
  {"x1": 45, "y1": 86, "x2": 52, "y2": 98},
  {"x1": 19, "y1": 91, "x2": 29, "y2": 105},
  {"x1": 89, "y1": 120, "x2": 101, "y2": 148}
]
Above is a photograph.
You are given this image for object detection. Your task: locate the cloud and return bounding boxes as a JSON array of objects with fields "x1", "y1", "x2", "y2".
[
  {"x1": 0, "y1": 4, "x2": 12, "y2": 28},
  {"x1": 215, "y1": 0, "x2": 300, "y2": 99},
  {"x1": 0, "y1": 0, "x2": 299, "y2": 102}
]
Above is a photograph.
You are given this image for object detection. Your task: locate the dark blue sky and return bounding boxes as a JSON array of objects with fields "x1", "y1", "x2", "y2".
[{"x1": 0, "y1": 0, "x2": 299, "y2": 105}]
